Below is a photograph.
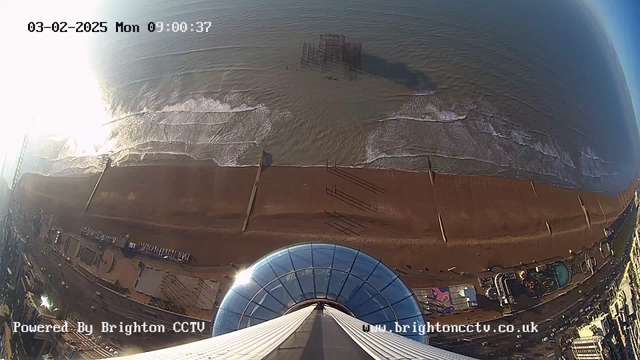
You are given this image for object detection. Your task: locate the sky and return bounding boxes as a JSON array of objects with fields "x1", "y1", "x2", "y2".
[{"x1": 583, "y1": 0, "x2": 640, "y2": 127}]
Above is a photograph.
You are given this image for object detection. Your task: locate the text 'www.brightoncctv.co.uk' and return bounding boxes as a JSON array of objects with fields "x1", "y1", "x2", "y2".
[{"x1": 362, "y1": 322, "x2": 539, "y2": 336}]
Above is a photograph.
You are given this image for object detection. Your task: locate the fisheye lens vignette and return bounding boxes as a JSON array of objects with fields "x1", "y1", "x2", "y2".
[{"x1": 0, "y1": 0, "x2": 639, "y2": 359}]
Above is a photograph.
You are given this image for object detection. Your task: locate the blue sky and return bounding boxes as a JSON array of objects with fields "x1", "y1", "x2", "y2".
[{"x1": 584, "y1": 0, "x2": 640, "y2": 126}]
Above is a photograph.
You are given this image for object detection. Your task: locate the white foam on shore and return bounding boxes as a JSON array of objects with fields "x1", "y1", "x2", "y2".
[
  {"x1": 27, "y1": 91, "x2": 625, "y2": 193},
  {"x1": 371, "y1": 114, "x2": 467, "y2": 123},
  {"x1": 364, "y1": 93, "x2": 620, "y2": 188},
  {"x1": 31, "y1": 97, "x2": 285, "y2": 172}
]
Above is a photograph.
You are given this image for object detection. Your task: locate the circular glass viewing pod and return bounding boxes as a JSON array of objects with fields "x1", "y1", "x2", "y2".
[{"x1": 213, "y1": 243, "x2": 426, "y2": 342}]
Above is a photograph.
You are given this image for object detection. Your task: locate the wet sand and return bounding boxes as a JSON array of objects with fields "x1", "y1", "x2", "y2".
[{"x1": 15, "y1": 162, "x2": 636, "y2": 280}]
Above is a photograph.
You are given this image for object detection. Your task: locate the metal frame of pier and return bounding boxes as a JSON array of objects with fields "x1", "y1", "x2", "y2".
[{"x1": 300, "y1": 34, "x2": 362, "y2": 74}]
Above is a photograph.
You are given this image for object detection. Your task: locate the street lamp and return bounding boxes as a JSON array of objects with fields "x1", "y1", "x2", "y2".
[{"x1": 40, "y1": 294, "x2": 52, "y2": 310}]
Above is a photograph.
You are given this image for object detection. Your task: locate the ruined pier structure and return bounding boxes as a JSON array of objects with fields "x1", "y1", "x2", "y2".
[{"x1": 301, "y1": 34, "x2": 362, "y2": 72}]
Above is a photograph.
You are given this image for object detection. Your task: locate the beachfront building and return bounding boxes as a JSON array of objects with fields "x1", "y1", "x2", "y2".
[
  {"x1": 46, "y1": 318, "x2": 115, "y2": 359},
  {"x1": 116, "y1": 243, "x2": 476, "y2": 359},
  {"x1": 11, "y1": 292, "x2": 57, "y2": 357},
  {"x1": 601, "y1": 209, "x2": 640, "y2": 359},
  {"x1": 578, "y1": 314, "x2": 611, "y2": 338},
  {"x1": 212, "y1": 243, "x2": 426, "y2": 341},
  {"x1": 615, "y1": 212, "x2": 640, "y2": 358},
  {"x1": 571, "y1": 336, "x2": 609, "y2": 360}
]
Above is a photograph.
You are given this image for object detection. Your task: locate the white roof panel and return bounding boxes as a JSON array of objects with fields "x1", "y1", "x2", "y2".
[
  {"x1": 325, "y1": 306, "x2": 478, "y2": 360},
  {"x1": 112, "y1": 305, "x2": 315, "y2": 360}
]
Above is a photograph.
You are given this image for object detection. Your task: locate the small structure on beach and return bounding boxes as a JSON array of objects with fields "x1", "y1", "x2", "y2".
[
  {"x1": 80, "y1": 227, "x2": 130, "y2": 249},
  {"x1": 128, "y1": 242, "x2": 191, "y2": 264},
  {"x1": 414, "y1": 285, "x2": 478, "y2": 314},
  {"x1": 134, "y1": 266, "x2": 219, "y2": 313}
]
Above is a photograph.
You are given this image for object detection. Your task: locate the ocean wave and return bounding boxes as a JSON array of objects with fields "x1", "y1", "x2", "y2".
[
  {"x1": 359, "y1": 151, "x2": 581, "y2": 186},
  {"x1": 580, "y1": 146, "x2": 612, "y2": 164},
  {"x1": 112, "y1": 67, "x2": 264, "y2": 91},
  {"x1": 395, "y1": 91, "x2": 436, "y2": 97},
  {"x1": 364, "y1": 93, "x2": 621, "y2": 190},
  {"x1": 474, "y1": 127, "x2": 576, "y2": 169},
  {"x1": 31, "y1": 97, "x2": 285, "y2": 170},
  {"x1": 369, "y1": 97, "x2": 472, "y2": 125},
  {"x1": 133, "y1": 45, "x2": 259, "y2": 62},
  {"x1": 370, "y1": 114, "x2": 467, "y2": 123},
  {"x1": 578, "y1": 146, "x2": 618, "y2": 178},
  {"x1": 181, "y1": 89, "x2": 256, "y2": 96},
  {"x1": 105, "y1": 99, "x2": 262, "y2": 125},
  {"x1": 26, "y1": 89, "x2": 626, "y2": 193},
  {"x1": 178, "y1": 67, "x2": 265, "y2": 75},
  {"x1": 361, "y1": 152, "x2": 508, "y2": 170},
  {"x1": 161, "y1": 98, "x2": 261, "y2": 113}
]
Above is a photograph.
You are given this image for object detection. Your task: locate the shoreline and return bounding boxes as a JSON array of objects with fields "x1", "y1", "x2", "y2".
[
  {"x1": 32, "y1": 151, "x2": 631, "y2": 195},
  {"x1": 14, "y1": 161, "x2": 637, "y2": 277}
]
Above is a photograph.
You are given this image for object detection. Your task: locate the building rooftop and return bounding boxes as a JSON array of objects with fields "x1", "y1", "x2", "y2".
[
  {"x1": 118, "y1": 305, "x2": 476, "y2": 360},
  {"x1": 213, "y1": 243, "x2": 426, "y2": 342}
]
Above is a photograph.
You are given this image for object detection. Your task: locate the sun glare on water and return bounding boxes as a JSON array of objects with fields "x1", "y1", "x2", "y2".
[{"x1": 0, "y1": 0, "x2": 112, "y2": 163}]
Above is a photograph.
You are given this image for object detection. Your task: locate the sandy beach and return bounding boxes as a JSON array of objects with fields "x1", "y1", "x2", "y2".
[{"x1": 14, "y1": 162, "x2": 636, "y2": 281}]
